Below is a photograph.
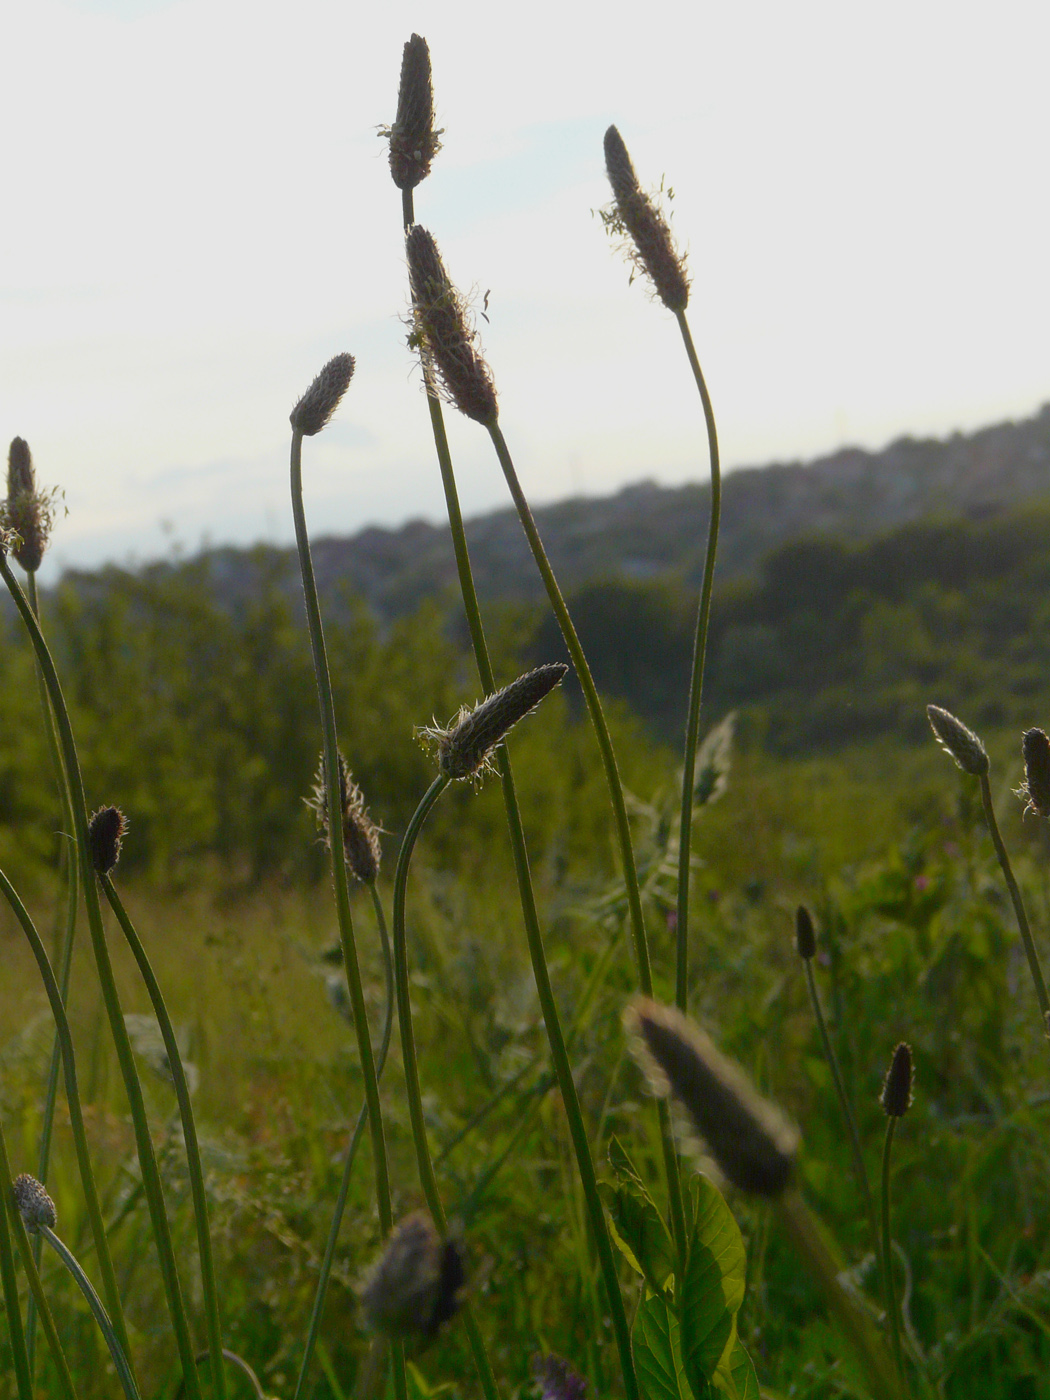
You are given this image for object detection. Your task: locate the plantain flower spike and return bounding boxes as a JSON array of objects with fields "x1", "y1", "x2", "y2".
[
  {"x1": 88, "y1": 805, "x2": 127, "y2": 876},
  {"x1": 626, "y1": 997, "x2": 799, "y2": 1197},
  {"x1": 603, "y1": 125, "x2": 689, "y2": 313},
  {"x1": 359, "y1": 1213, "x2": 464, "y2": 1343},
  {"x1": 12, "y1": 1173, "x2": 57, "y2": 1233},
  {"x1": 926, "y1": 704, "x2": 989, "y2": 777},
  {"x1": 387, "y1": 34, "x2": 442, "y2": 190},
  {"x1": 1018, "y1": 727, "x2": 1050, "y2": 818},
  {"x1": 290, "y1": 353, "x2": 356, "y2": 437},
  {"x1": 422, "y1": 664, "x2": 568, "y2": 783},
  {"x1": 5, "y1": 437, "x2": 58, "y2": 573},
  {"x1": 406, "y1": 225, "x2": 499, "y2": 427},
  {"x1": 880, "y1": 1042, "x2": 913, "y2": 1118},
  {"x1": 795, "y1": 905, "x2": 817, "y2": 961},
  {"x1": 308, "y1": 751, "x2": 381, "y2": 884}
]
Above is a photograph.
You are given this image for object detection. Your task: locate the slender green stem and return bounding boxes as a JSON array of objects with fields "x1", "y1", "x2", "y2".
[
  {"x1": 802, "y1": 958, "x2": 883, "y2": 1302},
  {"x1": 293, "y1": 882, "x2": 397, "y2": 1400},
  {"x1": 289, "y1": 429, "x2": 392, "y2": 1235},
  {"x1": 778, "y1": 1192, "x2": 902, "y2": 1400},
  {"x1": 978, "y1": 772, "x2": 1050, "y2": 1028},
  {"x1": 486, "y1": 420, "x2": 687, "y2": 1260},
  {"x1": 881, "y1": 1120, "x2": 908, "y2": 1395},
  {"x1": 0, "y1": 865, "x2": 134, "y2": 1371},
  {"x1": 0, "y1": 1135, "x2": 34, "y2": 1400},
  {"x1": 10, "y1": 1226, "x2": 79, "y2": 1400},
  {"x1": 25, "y1": 570, "x2": 81, "y2": 1383},
  {"x1": 673, "y1": 311, "x2": 720, "y2": 1013},
  {"x1": 102, "y1": 877, "x2": 227, "y2": 1400},
  {"x1": 392, "y1": 774, "x2": 502, "y2": 1400},
  {"x1": 175, "y1": 1350, "x2": 268, "y2": 1400},
  {"x1": 0, "y1": 551, "x2": 203, "y2": 1400},
  {"x1": 40, "y1": 1227, "x2": 141, "y2": 1400}
]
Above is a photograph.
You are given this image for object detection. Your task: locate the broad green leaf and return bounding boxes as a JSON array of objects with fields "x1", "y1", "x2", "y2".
[
  {"x1": 713, "y1": 1339, "x2": 760, "y2": 1400},
  {"x1": 680, "y1": 1176, "x2": 748, "y2": 1397},
  {"x1": 633, "y1": 1292, "x2": 695, "y2": 1400},
  {"x1": 605, "y1": 1137, "x2": 675, "y2": 1293}
]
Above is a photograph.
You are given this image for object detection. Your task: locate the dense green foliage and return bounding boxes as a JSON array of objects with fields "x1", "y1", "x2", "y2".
[{"x1": 535, "y1": 498, "x2": 1050, "y2": 753}]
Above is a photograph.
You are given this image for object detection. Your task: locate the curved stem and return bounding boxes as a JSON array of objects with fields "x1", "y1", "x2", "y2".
[
  {"x1": 292, "y1": 882, "x2": 397, "y2": 1400},
  {"x1": 803, "y1": 958, "x2": 883, "y2": 1303},
  {"x1": 0, "y1": 866, "x2": 133, "y2": 1371},
  {"x1": 881, "y1": 1120, "x2": 907, "y2": 1396},
  {"x1": 101, "y1": 877, "x2": 227, "y2": 1400},
  {"x1": 41, "y1": 1227, "x2": 140, "y2": 1400},
  {"x1": 0, "y1": 551, "x2": 202, "y2": 1400},
  {"x1": 978, "y1": 773, "x2": 1050, "y2": 1030},
  {"x1": 673, "y1": 311, "x2": 720, "y2": 1013},
  {"x1": 486, "y1": 421, "x2": 687, "y2": 1261},
  {"x1": 289, "y1": 429, "x2": 392, "y2": 1235}
]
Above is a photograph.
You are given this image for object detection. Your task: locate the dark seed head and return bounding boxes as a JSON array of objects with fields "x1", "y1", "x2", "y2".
[
  {"x1": 308, "y1": 752, "x2": 381, "y2": 883},
  {"x1": 12, "y1": 1174, "x2": 56, "y2": 1232},
  {"x1": 602, "y1": 125, "x2": 689, "y2": 313},
  {"x1": 926, "y1": 704, "x2": 989, "y2": 777},
  {"x1": 88, "y1": 806, "x2": 127, "y2": 876},
  {"x1": 406, "y1": 225, "x2": 499, "y2": 427},
  {"x1": 290, "y1": 353, "x2": 356, "y2": 437},
  {"x1": 626, "y1": 998, "x2": 798, "y2": 1198},
  {"x1": 359, "y1": 1213, "x2": 464, "y2": 1343},
  {"x1": 4, "y1": 438, "x2": 58, "y2": 573},
  {"x1": 795, "y1": 905, "x2": 816, "y2": 960},
  {"x1": 422, "y1": 664, "x2": 568, "y2": 783},
  {"x1": 387, "y1": 34, "x2": 442, "y2": 190},
  {"x1": 1019, "y1": 728, "x2": 1050, "y2": 818},
  {"x1": 881, "y1": 1042, "x2": 913, "y2": 1118}
]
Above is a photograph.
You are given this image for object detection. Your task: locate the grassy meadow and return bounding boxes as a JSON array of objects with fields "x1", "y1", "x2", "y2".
[{"x1": 2, "y1": 30, "x2": 1050, "y2": 1400}]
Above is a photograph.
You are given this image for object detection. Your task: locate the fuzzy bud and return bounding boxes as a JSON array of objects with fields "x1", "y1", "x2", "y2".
[
  {"x1": 626, "y1": 998, "x2": 799, "y2": 1198},
  {"x1": 795, "y1": 905, "x2": 816, "y2": 960},
  {"x1": 926, "y1": 704, "x2": 989, "y2": 777},
  {"x1": 406, "y1": 225, "x2": 499, "y2": 427},
  {"x1": 603, "y1": 126, "x2": 689, "y2": 313},
  {"x1": 290, "y1": 353, "x2": 356, "y2": 437},
  {"x1": 359, "y1": 1213, "x2": 464, "y2": 1342},
  {"x1": 12, "y1": 1174, "x2": 56, "y2": 1232},
  {"x1": 5, "y1": 438, "x2": 57, "y2": 573},
  {"x1": 532, "y1": 1354, "x2": 587, "y2": 1400},
  {"x1": 423, "y1": 664, "x2": 568, "y2": 782},
  {"x1": 308, "y1": 752, "x2": 381, "y2": 883},
  {"x1": 88, "y1": 806, "x2": 127, "y2": 876},
  {"x1": 387, "y1": 34, "x2": 442, "y2": 190},
  {"x1": 880, "y1": 1042, "x2": 913, "y2": 1118},
  {"x1": 1019, "y1": 728, "x2": 1050, "y2": 818}
]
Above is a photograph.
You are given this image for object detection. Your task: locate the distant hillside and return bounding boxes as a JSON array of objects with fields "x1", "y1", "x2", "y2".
[
  {"x1": 57, "y1": 401, "x2": 1050, "y2": 625},
  {"x1": 286, "y1": 402, "x2": 1050, "y2": 619}
]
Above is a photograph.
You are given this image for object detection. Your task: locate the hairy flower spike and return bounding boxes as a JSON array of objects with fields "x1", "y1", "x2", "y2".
[
  {"x1": 387, "y1": 34, "x2": 442, "y2": 190},
  {"x1": 12, "y1": 1173, "x2": 57, "y2": 1232},
  {"x1": 5, "y1": 437, "x2": 58, "y2": 573},
  {"x1": 881, "y1": 1042, "x2": 913, "y2": 1118},
  {"x1": 626, "y1": 998, "x2": 799, "y2": 1197},
  {"x1": 422, "y1": 664, "x2": 568, "y2": 782},
  {"x1": 926, "y1": 704, "x2": 989, "y2": 777},
  {"x1": 406, "y1": 225, "x2": 499, "y2": 427},
  {"x1": 795, "y1": 905, "x2": 816, "y2": 960},
  {"x1": 533, "y1": 1353, "x2": 587, "y2": 1400},
  {"x1": 88, "y1": 806, "x2": 127, "y2": 876},
  {"x1": 308, "y1": 751, "x2": 381, "y2": 883},
  {"x1": 290, "y1": 353, "x2": 356, "y2": 437},
  {"x1": 603, "y1": 125, "x2": 689, "y2": 313},
  {"x1": 1019, "y1": 728, "x2": 1050, "y2": 818},
  {"x1": 359, "y1": 1213, "x2": 464, "y2": 1343}
]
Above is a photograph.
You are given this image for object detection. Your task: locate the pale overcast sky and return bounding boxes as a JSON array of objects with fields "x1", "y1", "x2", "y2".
[{"x1": 3, "y1": 0, "x2": 1049, "y2": 580}]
